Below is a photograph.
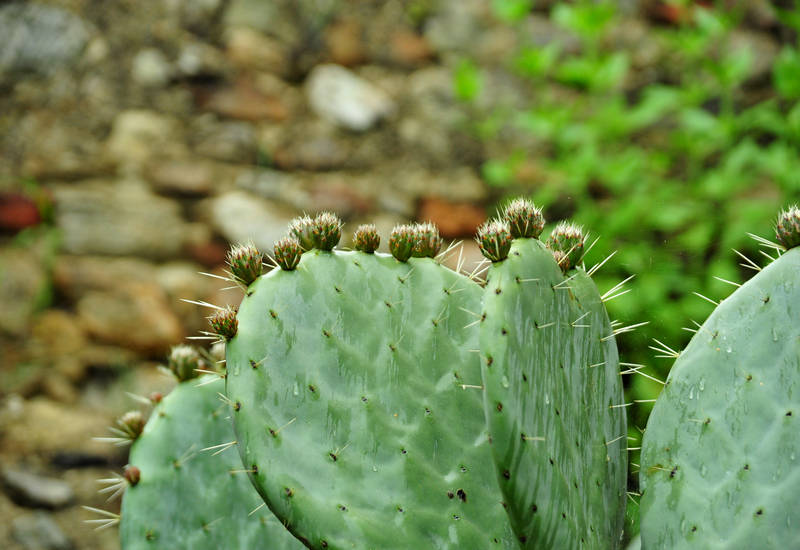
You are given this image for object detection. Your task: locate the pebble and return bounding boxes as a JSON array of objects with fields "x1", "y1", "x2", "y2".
[
  {"x1": 203, "y1": 191, "x2": 297, "y2": 253},
  {"x1": 0, "y1": 4, "x2": 91, "y2": 80},
  {"x1": 2, "y1": 469, "x2": 75, "y2": 509},
  {"x1": 131, "y1": 48, "x2": 173, "y2": 87},
  {"x1": 306, "y1": 64, "x2": 395, "y2": 132},
  {"x1": 52, "y1": 180, "x2": 194, "y2": 259},
  {"x1": 12, "y1": 511, "x2": 73, "y2": 550}
]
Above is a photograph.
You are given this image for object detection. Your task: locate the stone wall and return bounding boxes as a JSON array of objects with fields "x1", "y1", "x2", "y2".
[{"x1": 0, "y1": 0, "x2": 782, "y2": 548}]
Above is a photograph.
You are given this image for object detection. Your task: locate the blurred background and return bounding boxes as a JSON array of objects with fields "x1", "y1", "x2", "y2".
[{"x1": 1, "y1": 0, "x2": 798, "y2": 547}]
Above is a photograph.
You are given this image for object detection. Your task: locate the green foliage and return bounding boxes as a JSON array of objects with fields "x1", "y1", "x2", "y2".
[
  {"x1": 639, "y1": 247, "x2": 800, "y2": 548},
  {"x1": 453, "y1": 0, "x2": 799, "y2": 451}
]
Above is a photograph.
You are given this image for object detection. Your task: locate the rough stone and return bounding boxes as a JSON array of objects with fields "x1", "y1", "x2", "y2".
[
  {"x1": 389, "y1": 30, "x2": 434, "y2": 67},
  {"x1": 176, "y1": 42, "x2": 228, "y2": 79},
  {"x1": 12, "y1": 511, "x2": 73, "y2": 550},
  {"x1": 203, "y1": 79, "x2": 288, "y2": 121},
  {"x1": 0, "y1": 397, "x2": 119, "y2": 460},
  {"x1": 417, "y1": 196, "x2": 486, "y2": 238},
  {"x1": 52, "y1": 180, "x2": 194, "y2": 259},
  {"x1": 2, "y1": 469, "x2": 75, "y2": 509},
  {"x1": 729, "y1": 30, "x2": 779, "y2": 83},
  {"x1": 0, "y1": 248, "x2": 49, "y2": 337},
  {"x1": 76, "y1": 282, "x2": 183, "y2": 354},
  {"x1": 236, "y1": 168, "x2": 373, "y2": 218},
  {"x1": 202, "y1": 191, "x2": 298, "y2": 252},
  {"x1": 394, "y1": 166, "x2": 487, "y2": 203},
  {"x1": 306, "y1": 64, "x2": 395, "y2": 131},
  {"x1": 325, "y1": 18, "x2": 366, "y2": 67},
  {"x1": 145, "y1": 158, "x2": 216, "y2": 196},
  {"x1": 106, "y1": 110, "x2": 187, "y2": 167},
  {"x1": 191, "y1": 116, "x2": 257, "y2": 163},
  {"x1": 225, "y1": 26, "x2": 289, "y2": 75},
  {"x1": 0, "y1": 4, "x2": 91, "y2": 80},
  {"x1": 131, "y1": 48, "x2": 173, "y2": 87}
]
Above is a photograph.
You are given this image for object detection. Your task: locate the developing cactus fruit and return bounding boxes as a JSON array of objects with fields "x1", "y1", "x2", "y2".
[
  {"x1": 225, "y1": 217, "x2": 516, "y2": 549},
  {"x1": 479, "y1": 199, "x2": 627, "y2": 549},
  {"x1": 227, "y1": 242, "x2": 264, "y2": 287},
  {"x1": 546, "y1": 221, "x2": 586, "y2": 272},
  {"x1": 639, "y1": 215, "x2": 800, "y2": 549},
  {"x1": 352, "y1": 224, "x2": 380, "y2": 253},
  {"x1": 120, "y1": 371, "x2": 305, "y2": 549},
  {"x1": 476, "y1": 219, "x2": 512, "y2": 263}
]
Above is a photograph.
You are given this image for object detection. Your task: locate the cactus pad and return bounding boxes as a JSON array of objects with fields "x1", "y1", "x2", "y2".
[
  {"x1": 480, "y1": 237, "x2": 627, "y2": 549},
  {"x1": 120, "y1": 375, "x2": 304, "y2": 549},
  {"x1": 640, "y1": 247, "x2": 800, "y2": 549},
  {"x1": 226, "y1": 249, "x2": 516, "y2": 549}
]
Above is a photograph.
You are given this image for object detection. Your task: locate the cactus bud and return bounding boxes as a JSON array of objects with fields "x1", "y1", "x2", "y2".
[
  {"x1": 123, "y1": 465, "x2": 141, "y2": 486},
  {"x1": 209, "y1": 306, "x2": 238, "y2": 341},
  {"x1": 389, "y1": 224, "x2": 416, "y2": 262},
  {"x1": 226, "y1": 242, "x2": 263, "y2": 287},
  {"x1": 353, "y1": 224, "x2": 380, "y2": 253},
  {"x1": 148, "y1": 392, "x2": 163, "y2": 404},
  {"x1": 547, "y1": 221, "x2": 585, "y2": 272},
  {"x1": 274, "y1": 237, "x2": 303, "y2": 271},
  {"x1": 477, "y1": 219, "x2": 512, "y2": 262},
  {"x1": 288, "y1": 215, "x2": 315, "y2": 251},
  {"x1": 167, "y1": 345, "x2": 203, "y2": 381},
  {"x1": 776, "y1": 205, "x2": 800, "y2": 250},
  {"x1": 118, "y1": 411, "x2": 146, "y2": 441},
  {"x1": 411, "y1": 222, "x2": 442, "y2": 258},
  {"x1": 503, "y1": 198, "x2": 545, "y2": 239},
  {"x1": 311, "y1": 212, "x2": 343, "y2": 251}
]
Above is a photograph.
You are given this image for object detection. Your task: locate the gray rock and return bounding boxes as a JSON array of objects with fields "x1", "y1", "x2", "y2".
[
  {"x1": 12, "y1": 511, "x2": 73, "y2": 550},
  {"x1": 76, "y1": 283, "x2": 183, "y2": 354},
  {"x1": 52, "y1": 180, "x2": 194, "y2": 259},
  {"x1": 131, "y1": 48, "x2": 173, "y2": 87},
  {"x1": 306, "y1": 64, "x2": 395, "y2": 132},
  {"x1": 0, "y1": 4, "x2": 91, "y2": 79},
  {"x1": 106, "y1": 110, "x2": 187, "y2": 167},
  {"x1": 204, "y1": 191, "x2": 297, "y2": 252},
  {"x1": 2, "y1": 469, "x2": 74, "y2": 509},
  {"x1": 191, "y1": 116, "x2": 257, "y2": 163}
]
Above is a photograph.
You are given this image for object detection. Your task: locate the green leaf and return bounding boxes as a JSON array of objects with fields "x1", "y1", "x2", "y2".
[
  {"x1": 774, "y1": 47, "x2": 800, "y2": 100},
  {"x1": 453, "y1": 59, "x2": 482, "y2": 102},
  {"x1": 491, "y1": 0, "x2": 532, "y2": 23}
]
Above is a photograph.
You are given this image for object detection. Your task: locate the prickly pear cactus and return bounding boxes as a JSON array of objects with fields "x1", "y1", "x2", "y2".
[
  {"x1": 639, "y1": 224, "x2": 800, "y2": 549},
  {"x1": 120, "y1": 372, "x2": 305, "y2": 549},
  {"x1": 478, "y1": 203, "x2": 627, "y2": 549},
  {"x1": 224, "y1": 219, "x2": 516, "y2": 549}
]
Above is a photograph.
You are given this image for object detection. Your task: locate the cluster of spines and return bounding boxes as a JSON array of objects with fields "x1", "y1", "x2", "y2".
[
  {"x1": 353, "y1": 224, "x2": 380, "y2": 253},
  {"x1": 546, "y1": 221, "x2": 585, "y2": 272},
  {"x1": 477, "y1": 198, "x2": 544, "y2": 262},
  {"x1": 288, "y1": 212, "x2": 342, "y2": 252},
  {"x1": 226, "y1": 242, "x2": 263, "y2": 287},
  {"x1": 167, "y1": 344, "x2": 205, "y2": 381},
  {"x1": 209, "y1": 306, "x2": 238, "y2": 341},
  {"x1": 476, "y1": 220, "x2": 512, "y2": 262},
  {"x1": 389, "y1": 222, "x2": 442, "y2": 262},
  {"x1": 776, "y1": 205, "x2": 800, "y2": 249}
]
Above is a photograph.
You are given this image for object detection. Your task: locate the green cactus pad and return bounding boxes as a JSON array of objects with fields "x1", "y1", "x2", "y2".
[
  {"x1": 480, "y1": 238, "x2": 627, "y2": 549},
  {"x1": 640, "y1": 247, "x2": 800, "y2": 549},
  {"x1": 120, "y1": 375, "x2": 305, "y2": 549},
  {"x1": 226, "y1": 250, "x2": 516, "y2": 549}
]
